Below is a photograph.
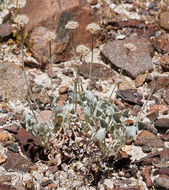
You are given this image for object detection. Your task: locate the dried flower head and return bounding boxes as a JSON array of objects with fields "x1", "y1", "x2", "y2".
[
  {"x1": 14, "y1": 14, "x2": 29, "y2": 28},
  {"x1": 76, "y1": 44, "x2": 90, "y2": 56},
  {"x1": 124, "y1": 43, "x2": 136, "y2": 52},
  {"x1": 44, "y1": 31, "x2": 56, "y2": 41},
  {"x1": 65, "y1": 21, "x2": 79, "y2": 30},
  {"x1": 86, "y1": 23, "x2": 100, "y2": 34}
]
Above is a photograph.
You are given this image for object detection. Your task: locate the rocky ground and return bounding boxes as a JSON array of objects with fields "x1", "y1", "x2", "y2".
[{"x1": 0, "y1": 0, "x2": 169, "y2": 189}]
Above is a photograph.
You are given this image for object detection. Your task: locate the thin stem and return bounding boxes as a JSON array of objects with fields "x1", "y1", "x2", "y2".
[
  {"x1": 71, "y1": 31, "x2": 76, "y2": 60},
  {"x1": 77, "y1": 66, "x2": 81, "y2": 93},
  {"x1": 109, "y1": 50, "x2": 130, "y2": 101},
  {"x1": 74, "y1": 80, "x2": 78, "y2": 112},
  {"x1": 20, "y1": 27, "x2": 38, "y2": 123},
  {"x1": 16, "y1": 0, "x2": 19, "y2": 17},
  {"x1": 88, "y1": 34, "x2": 94, "y2": 91},
  {"x1": 134, "y1": 79, "x2": 157, "y2": 127},
  {"x1": 20, "y1": 27, "x2": 48, "y2": 126},
  {"x1": 49, "y1": 40, "x2": 53, "y2": 97}
]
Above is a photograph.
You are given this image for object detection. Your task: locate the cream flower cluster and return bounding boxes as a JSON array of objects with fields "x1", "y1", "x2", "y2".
[
  {"x1": 76, "y1": 44, "x2": 90, "y2": 56},
  {"x1": 86, "y1": 23, "x2": 100, "y2": 34},
  {"x1": 44, "y1": 31, "x2": 56, "y2": 41},
  {"x1": 14, "y1": 14, "x2": 29, "y2": 27},
  {"x1": 65, "y1": 21, "x2": 79, "y2": 30},
  {"x1": 124, "y1": 43, "x2": 136, "y2": 51}
]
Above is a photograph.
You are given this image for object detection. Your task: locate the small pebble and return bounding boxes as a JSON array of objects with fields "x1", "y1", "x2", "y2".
[
  {"x1": 41, "y1": 179, "x2": 53, "y2": 187},
  {"x1": 142, "y1": 145, "x2": 152, "y2": 153},
  {"x1": 8, "y1": 144, "x2": 19, "y2": 153},
  {"x1": 1, "y1": 109, "x2": 8, "y2": 113}
]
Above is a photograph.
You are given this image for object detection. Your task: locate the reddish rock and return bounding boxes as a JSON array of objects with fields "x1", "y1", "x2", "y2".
[
  {"x1": 47, "y1": 183, "x2": 58, "y2": 189},
  {"x1": 118, "y1": 150, "x2": 130, "y2": 160},
  {"x1": 90, "y1": 0, "x2": 98, "y2": 6},
  {"x1": 160, "y1": 134, "x2": 169, "y2": 141},
  {"x1": 144, "y1": 123, "x2": 158, "y2": 135},
  {"x1": 14, "y1": 128, "x2": 48, "y2": 162},
  {"x1": 117, "y1": 89, "x2": 143, "y2": 105},
  {"x1": 146, "y1": 111, "x2": 158, "y2": 123},
  {"x1": 0, "y1": 118, "x2": 6, "y2": 126},
  {"x1": 3, "y1": 124, "x2": 20, "y2": 134},
  {"x1": 134, "y1": 74, "x2": 146, "y2": 88},
  {"x1": 158, "y1": 167, "x2": 169, "y2": 176},
  {"x1": 142, "y1": 166, "x2": 153, "y2": 188},
  {"x1": 152, "y1": 34, "x2": 169, "y2": 54},
  {"x1": 19, "y1": 0, "x2": 98, "y2": 64},
  {"x1": 0, "y1": 62, "x2": 26, "y2": 102},
  {"x1": 153, "y1": 76, "x2": 169, "y2": 91},
  {"x1": 160, "y1": 55, "x2": 169, "y2": 71},
  {"x1": 2, "y1": 151, "x2": 34, "y2": 173},
  {"x1": 155, "y1": 118, "x2": 169, "y2": 132},
  {"x1": 0, "y1": 184, "x2": 13, "y2": 190},
  {"x1": 79, "y1": 62, "x2": 114, "y2": 80},
  {"x1": 134, "y1": 130, "x2": 164, "y2": 148},
  {"x1": 154, "y1": 174, "x2": 169, "y2": 190},
  {"x1": 130, "y1": 105, "x2": 141, "y2": 117},
  {"x1": 101, "y1": 36, "x2": 153, "y2": 79},
  {"x1": 59, "y1": 85, "x2": 69, "y2": 94},
  {"x1": 160, "y1": 11, "x2": 169, "y2": 31},
  {"x1": 135, "y1": 148, "x2": 169, "y2": 166},
  {"x1": 0, "y1": 23, "x2": 14, "y2": 40},
  {"x1": 163, "y1": 89, "x2": 169, "y2": 105}
]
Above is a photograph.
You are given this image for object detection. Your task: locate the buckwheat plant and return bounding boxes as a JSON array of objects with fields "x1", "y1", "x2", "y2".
[
  {"x1": 65, "y1": 21, "x2": 79, "y2": 60},
  {"x1": 44, "y1": 31, "x2": 56, "y2": 97},
  {"x1": 109, "y1": 43, "x2": 136, "y2": 102},
  {"x1": 86, "y1": 22, "x2": 100, "y2": 90},
  {"x1": 15, "y1": 14, "x2": 47, "y2": 125},
  {"x1": 65, "y1": 21, "x2": 79, "y2": 111}
]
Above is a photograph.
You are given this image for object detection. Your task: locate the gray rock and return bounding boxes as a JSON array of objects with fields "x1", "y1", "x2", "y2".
[
  {"x1": 154, "y1": 174, "x2": 169, "y2": 190},
  {"x1": 155, "y1": 118, "x2": 169, "y2": 132},
  {"x1": 101, "y1": 36, "x2": 153, "y2": 79},
  {"x1": 0, "y1": 62, "x2": 26, "y2": 102}
]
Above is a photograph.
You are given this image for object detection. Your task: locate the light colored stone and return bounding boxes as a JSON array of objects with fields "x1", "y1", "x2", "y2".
[
  {"x1": 0, "y1": 152, "x2": 6, "y2": 164},
  {"x1": 0, "y1": 131, "x2": 9, "y2": 141}
]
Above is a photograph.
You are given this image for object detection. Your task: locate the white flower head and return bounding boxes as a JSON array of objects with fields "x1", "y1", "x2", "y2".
[
  {"x1": 86, "y1": 22, "x2": 100, "y2": 34},
  {"x1": 44, "y1": 31, "x2": 56, "y2": 41},
  {"x1": 76, "y1": 44, "x2": 90, "y2": 56},
  {"x1": 14, "y1": 14, "x2": 29, "y2": 28},
  {"x1": 65, "y1": 21, "x2": 79, "y2": 30},
  {"x1": 124, "y1": 43, "x2": 136, "y2": 52},
  {"x1": 17, "y1": 0, "x2": 27, "y2": 8}
]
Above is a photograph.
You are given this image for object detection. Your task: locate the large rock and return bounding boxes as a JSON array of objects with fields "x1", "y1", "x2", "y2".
[
  {"x1": 160, "y1": 11, "x2": 169, "y2": 31},
  {"x1": 152, "y1": 34, "x2": 169, "y2": 54},
  {"x1": 0, "y1": 62, "x2": 26, "y2": 102},
  {"x1": 101, "y1": 36, "x2": 153, "y2": 79},
  {"x1": 19, "y1": 0, "x2": 98, "y2": 65}
]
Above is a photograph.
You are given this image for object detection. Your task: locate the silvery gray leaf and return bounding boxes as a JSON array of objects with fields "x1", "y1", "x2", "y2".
[
  {"x1": 95, "y1": 128, "x2": 106, "y2": 142},
  {"x1": 125, "y1": 126, "x2": 137, "y2": 139}
]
